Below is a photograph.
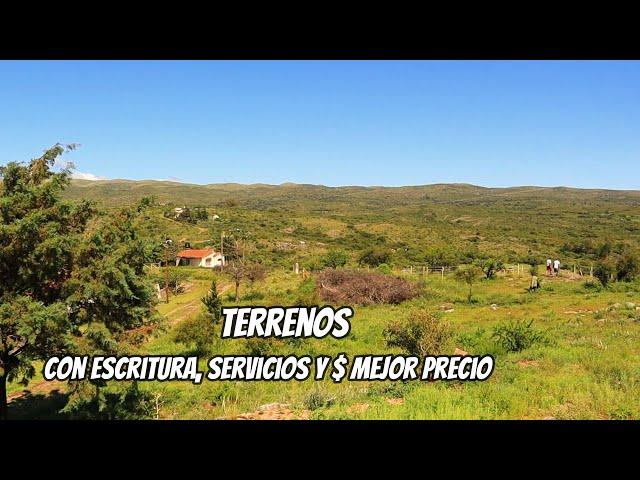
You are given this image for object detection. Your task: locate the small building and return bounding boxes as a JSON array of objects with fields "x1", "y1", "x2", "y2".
[{"x1": 175, "y1": 248, "x2": 225, "y2": 268}]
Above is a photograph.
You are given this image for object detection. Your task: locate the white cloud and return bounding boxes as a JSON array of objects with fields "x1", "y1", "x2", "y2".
[
  {"x1": 71, "y1": 171, "x2": 108, "y2": 181},
  {"x1": 152, "y1": 177, "x2": 186, "y2": 183}
]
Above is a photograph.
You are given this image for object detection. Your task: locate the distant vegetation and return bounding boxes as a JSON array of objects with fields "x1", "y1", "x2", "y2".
[{"x1": 65, "y1": 179, "x2": 640, "y2": 276}]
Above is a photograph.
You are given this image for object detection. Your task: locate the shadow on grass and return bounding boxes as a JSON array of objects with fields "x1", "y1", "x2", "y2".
[{"x1": 7, "y1": 389, "x2": 69, "y2": 420}]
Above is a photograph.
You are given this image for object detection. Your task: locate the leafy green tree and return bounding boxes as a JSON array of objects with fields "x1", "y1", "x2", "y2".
[
  {"x1": 455, "y1": 265, "x2": 483, "y2": 303},
  {"x1": 615, "y1": 251, "x2": 640, "y2": 282},
  {"x1": 358, "y1": 247, "x2": 392, "y2": 267},
  {"x1": 321, "y1": 249, "x2": 348, "y2": 269},
  {"x1": 0, "y1": 145, "x2": 157, "y2": 419},
  {"x1": 594, "y1": 261, "x2": 614, "y2": 287},
  {"x1": 0, "y1": 144, "x2": 88, "y2": 419},
  {"x1": 477, "y1": 258, "x2": 504, "y2": 279}
]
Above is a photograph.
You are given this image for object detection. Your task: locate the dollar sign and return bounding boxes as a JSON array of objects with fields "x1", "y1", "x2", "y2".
[{"x1": 331, "y1": 354, "x2": 348, "y2": 383}]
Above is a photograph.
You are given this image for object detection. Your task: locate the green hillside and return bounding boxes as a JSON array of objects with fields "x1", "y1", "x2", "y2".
[{"x1": 65, "y1": 179, "x2": 640, "y2": 269}]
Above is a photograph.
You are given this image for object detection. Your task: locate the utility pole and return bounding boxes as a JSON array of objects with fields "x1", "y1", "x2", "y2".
[
  {"x1": 163, "y1": 238, "x2": 173, "y2": 304},
  {"x1": 220, "y1": 231, "x2": 224, "y2": 271}
]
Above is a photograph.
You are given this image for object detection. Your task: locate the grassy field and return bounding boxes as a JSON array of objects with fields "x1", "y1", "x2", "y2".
[
  {"x1": 8, "y1": 180, "x2": 640, "y2": 420},
  {"x1": 128, "y1": 267, "x2": 639, "y2": 419}
]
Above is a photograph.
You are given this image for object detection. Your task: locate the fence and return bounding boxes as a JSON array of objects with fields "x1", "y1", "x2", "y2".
[{"x1": 288, "y1": 262, "x2": 594, "y2": 278}]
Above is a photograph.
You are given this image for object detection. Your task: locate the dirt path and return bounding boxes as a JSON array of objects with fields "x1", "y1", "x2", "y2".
[
  {"x1": 8, "y1": 379, "x2": 65, "y2": 404},
  {"x1": 164, "y1": 282, "x2": 232, "y2": 325}
]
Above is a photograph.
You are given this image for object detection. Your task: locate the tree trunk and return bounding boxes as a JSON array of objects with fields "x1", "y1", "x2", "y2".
[
  {"x1": 0, "y1": 373, "x2": 8, "y2": 421},
  {"x1": 235, "y1": 281, "x2": 240, "y2": 301}
]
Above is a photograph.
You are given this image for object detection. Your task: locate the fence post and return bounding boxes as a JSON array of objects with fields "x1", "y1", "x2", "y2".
[
  {"x1": 590, "y1": 265, "x2": 593, "y2": 277},
  {"x1": 441, "y1": 267, "x2": 445, "y2": 279},
  {"x1": 294, "y1": 262, "x2": 299, "y2": 275}
]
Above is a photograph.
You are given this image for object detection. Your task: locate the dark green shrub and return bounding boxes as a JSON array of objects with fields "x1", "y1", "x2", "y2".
[
  {"x1": 594, "y1": 261, "x2": 614, "y2": 287},
  {"x1": 492, "y1": 319, "x2": 545, "y2": 353},
  {"x1": 377, "y1": 263, "x2": 392, "y2": 274},
  {"x1": 477, "y1": 258, "x2": 504, "y2": 279},
  {"x1": 384, "y1": 311, "x2": 451, "y2": 356},
  {"x1": 455, "y1": 265, "x2": 483, "y2": 303},
  {"x1": 616, "y1": 252, "x2": 640, "y2": 282},
  {"x1": 358, "y1": 247, "x2": 393, "y2": 267},
  {"x1": 245, "y1": 337, "x2": 278, "y2": 356},
  {"x1": 174, "y1": 312, "x2": 217, "y2": 355},
  {"x1": 321, "y1": 249, "x2": 348, "y2": 268}
]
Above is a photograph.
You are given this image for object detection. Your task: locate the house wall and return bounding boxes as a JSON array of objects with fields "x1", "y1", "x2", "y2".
[
  {"x1": 176, "y1": 254, "x2": 225, "y2": 268},
  {"x1": 200, "y1": 254, "x2": 225, "y2": 268}
]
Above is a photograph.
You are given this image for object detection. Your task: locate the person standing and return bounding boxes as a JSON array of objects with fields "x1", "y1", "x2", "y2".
[
  {"x1": 553, "y1": 259, "x2": 560, "y2": 276},
  {"x1": 546, "y1": 258, "x2": 552, "y2": 276}
]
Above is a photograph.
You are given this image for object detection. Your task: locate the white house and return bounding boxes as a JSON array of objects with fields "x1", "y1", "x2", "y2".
[{"x1": 175, "y1": 248, "x2": 225, "y2": 268}]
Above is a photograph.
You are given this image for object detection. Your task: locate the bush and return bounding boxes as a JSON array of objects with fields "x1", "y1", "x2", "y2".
[
  {"x1": 63, "y1": 381, "x2": 154, "y2": 420},
  {"x1": 454, "y1": 265, "x2": 483, "y2": 303},
  {"x1": 246, "y1": 263, "x2": 267, "y2": 284},
  {"x1": 583, "y1": 279, "x2": 602, "y2": 291},
  {"x1": 321, "y1": 249, "x2": 348, "y2": 269},
  {"x1": 377, "y1": 263, "x2": 392, "y2": 275},
  {"x1": 317, "y1": 269, "x2": 419, "y2": 305},
  {"x1": 491, "y1": 319, "x2": 545, "y2": 353},
  {"x1": 303, "y1": 389, "x2": 335, "y2": 411},
  {"x1": 616, "y1": 252, "x2": 640, "y2": 282},
  {"x1": 245, "y1": 337, "x2": 278, "y2": 356},
  {"x1": 477, "y1": 258, "x2": 504, "y2": 279},
  {"x1": 384, "y1": 311, "x2": 451, "y2": 356},
  {"x1": 174, "y1": 312, "x2": 217, "y2": 355},
  {"x1": 358, "y1": 247, "x2": 393, "y2": 267},
  {"x1": 594, "y1": 261, "x2": 614, "y2": 287}
]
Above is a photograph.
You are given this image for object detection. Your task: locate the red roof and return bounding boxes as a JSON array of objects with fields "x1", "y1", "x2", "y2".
[{"x1": 176, "y1": 248, "x2": 219, "y2": 259}]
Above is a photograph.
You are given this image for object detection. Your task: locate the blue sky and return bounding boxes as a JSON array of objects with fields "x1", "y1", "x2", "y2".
[{"x1": 1, "y1": 60, "x2": 639, "y2": 188}]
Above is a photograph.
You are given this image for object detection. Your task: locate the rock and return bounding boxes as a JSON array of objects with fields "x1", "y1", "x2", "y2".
[
  {"x1": 439, "y1": 303, "x2": 455, "y2": 313},
  {"x1": 625, "y1": 302, "x2": 636, "y2": 309},
  {"x1": 608, "y1": 303, "x2": 622, "y2": 311},
  {"x1": 490, "y1": 304, "x2": 498, "y2": 311},
  {"x1": 385, "y1": 398, "x2": 405, "y2": 406},
  {"x1": 454, "y1": 347, "x2": 469, "y2": 356}
]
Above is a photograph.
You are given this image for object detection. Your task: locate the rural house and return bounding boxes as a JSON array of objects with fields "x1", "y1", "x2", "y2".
[{"x1": 175, "y1": 248, "x2": 225, "y2": 268}]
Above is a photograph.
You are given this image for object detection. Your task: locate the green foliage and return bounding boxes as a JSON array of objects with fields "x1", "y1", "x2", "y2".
[
  {"x1": 454, "y1": 265, "x2": 483, "y2": 303},
  {"x1": 201, "y1": 280, "x2": 223, "y2": 324},
  {"x1": 594, "y1": 260, "x2": 614, "y2": 287},
  {"x1": 377, "y1": 263, "x2": 392, "y2": 275},
  {"x1": 174, "y1": 312, "x2": 218, "y2": 355},
  {"x1": 63, "y1": 381, "x2": 154, "y2": 420},
  {"x1": 358, "y1": 247, "x2": 392, "y2": 267},
  {"x1": 0, "y1": 145, "x2": 156, "y2": 419},
  {"x1": 321, "y1": 249, "x2": 348, "y2": 269},
  {"x1": 244, "y1": 337, "x2": 278, "y2": 356},
  {"x1": 492, "y1": 319, "x2": 545, "y2": 353},
  {"x1": 384, "y1": 311, "x2": 451, "y2": 356},
  {"x1": 615, "y1": 251, "x2": 640, "y2": 282},
  {"x1": 294, "y1": 277, "x2": 319, "y2": 305},
  {"x1": 477, "y1": 258, "x2": 504, "y2": 279},
  {"x1": 304, "y1": 388, "x2": 335, "y2": 411}
]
